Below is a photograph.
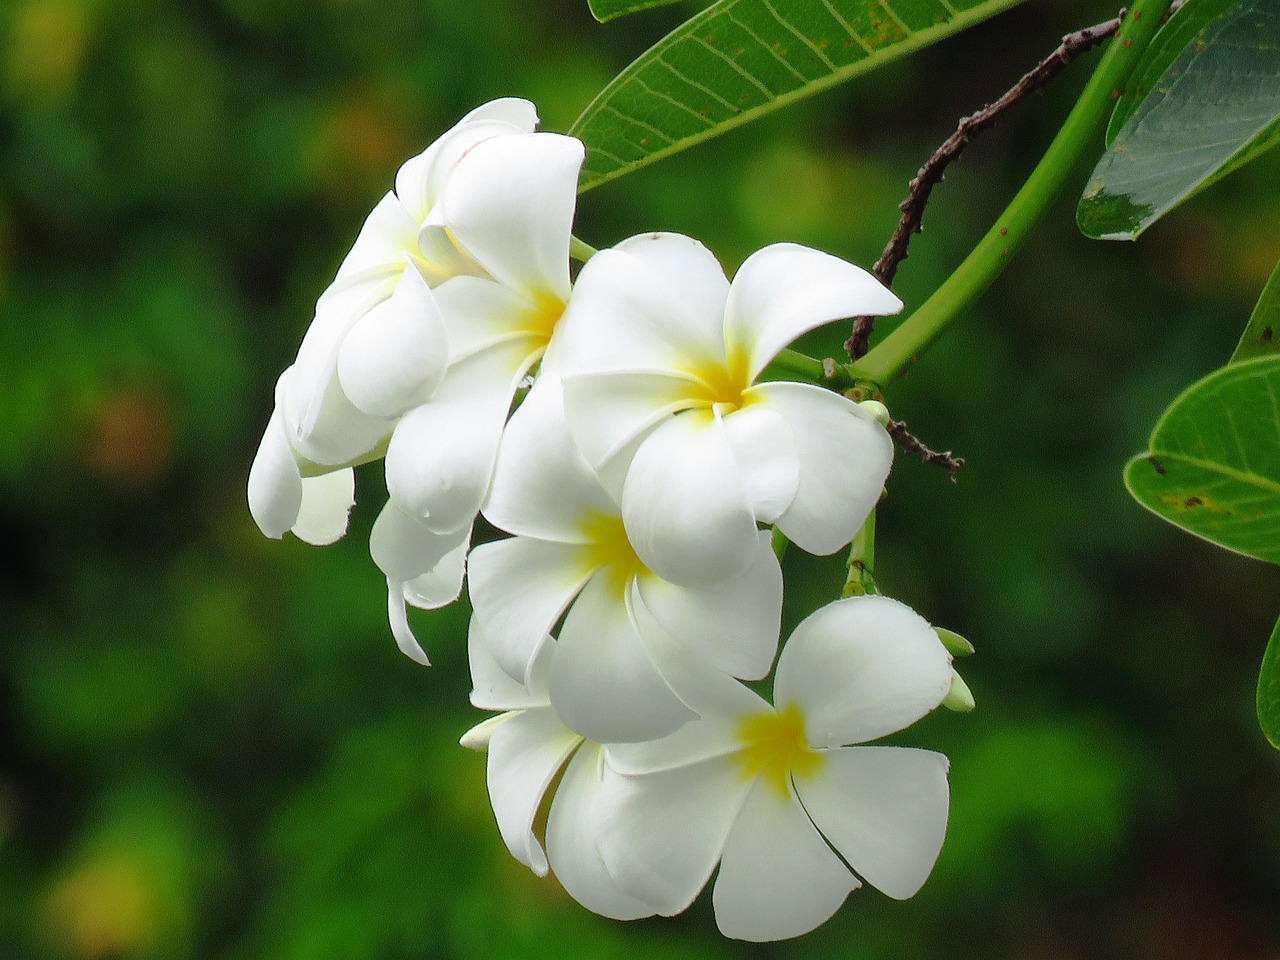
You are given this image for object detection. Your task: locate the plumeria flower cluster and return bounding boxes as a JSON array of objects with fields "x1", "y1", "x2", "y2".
[{"x1": 249, "y1": 98, "x2": 967, "y2": 941}]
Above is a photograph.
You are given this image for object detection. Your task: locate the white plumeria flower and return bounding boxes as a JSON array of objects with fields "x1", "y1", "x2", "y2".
[
  {"x1": 469, "y1": 377, "x2": 783, "y2": 743},
  {"x1": 555, "y1": 233, "x2": 901, "y2": 587},
  {"x1": 247, "y1": 98, "x2": 542, "y2": 545},
  {"x1": 461, "y1": 618, "x2": 655, "y2": 922},
  {"x1": 594, "y1": 595, "x2": 953, "y2": 942}
]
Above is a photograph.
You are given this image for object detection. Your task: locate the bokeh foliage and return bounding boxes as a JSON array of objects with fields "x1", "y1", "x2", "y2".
[{"x1": 2, "y1": 0, "x2": 1279, "y2": 958}]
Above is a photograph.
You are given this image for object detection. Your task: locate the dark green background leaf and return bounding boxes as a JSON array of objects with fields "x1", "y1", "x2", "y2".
[
  {"x1": 1125, "y1": 355, "x2": 1280, "y2": 564},
  {"x1": 571, "y1": 0, "x2": 1027, "y2": 191},
  {"x1": 1259, "y1": 615, "x2": 1280, "y2": 748},
  {"x1": 1231, "y1": 256, "x2": 1280, "y2": 365},
  {"x1": 1079, "y1": 0, "x2": 1280, "y2": 240},
  {"x1": 588, "y1": 0, "x2": 690, "y2": 22}
]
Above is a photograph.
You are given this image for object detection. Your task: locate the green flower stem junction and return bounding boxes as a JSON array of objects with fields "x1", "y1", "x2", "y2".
[{"x1": 850, "y1": 0, "x2": 1177, "y2": 386}]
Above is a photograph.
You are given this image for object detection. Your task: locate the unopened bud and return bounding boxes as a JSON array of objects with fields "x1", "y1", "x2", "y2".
[
  {"x1": 942, "y1": 670, "x2": 975, "y2": 713},
  {"x1": 935, "y1": 627, "x2": 975, "y2": 658},
  {"x1": 858, "y1": 399, "x2": 891, "y2": 426}
]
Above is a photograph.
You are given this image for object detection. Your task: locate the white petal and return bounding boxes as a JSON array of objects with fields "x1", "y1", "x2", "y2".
[
  {"x1": 637, "y1": 530, "x2": 782, "y2": 680},
  {"x1": 724, "y1": 243, "x2": 902, "y2": 381},
  {"x1": 247, "y1": 405, "x2": 302, "y2": 539},
  {"x1": 712, "y1": 779, "x2": 857, "y2": 941},
  {"x1": 441, "y1": 132, "x2": 582, "y2": 302},
  {"x1": 561, "y1": 370, "x2": 697, "y2": 496},
  {"x1": 482, "y1": 377, "x2": 615, "y2": 542},
  {"x1": 486, "y1": 708, "x2": 582, "y2": 876},
  {"x1": 752, "y1": 381, "x2": 892, "y2": 555},
  {"x1": 384, "y1": 338, "x2": 535, "y2": 532},
  {"x1": 468, "y1": 616, "x2": 552, "y2": 712},
  {"x1": 396, "y1": 116, "x2": 535, "y2": 224},
  {"x1": 721, "y1": 404, "x2": 798, "y2": 523},
  {"x1": 459, "y1": 97, "x2": 539, "y2": 132},
  {"x1": 369, "y1": 499, "x2": 470, "y2": 581},
  {"x1": 402, "y1": 528, "x2": 469, "y2": 609},
  {"x1": 775, "y1": 596, "x2": 953, "y2": 749},
  {"x1": 621, "y1": 411, "x2": 759, "y2": 587},
  {"x1": 459, "y1": 712, "x2": 515, "y2": 751},
  {"x1": 330, "y1": 192, "x2": 420, "y2": 285},
  {"x1": 387, "y1": 579, "x2": 430, "y2": 665},
  {"x1": 546, "y1": 745, "x2": 655, "y2": 921},
  {"x1": 796, "y1": 746, "x2": 949, "y2": 900},
  {"x1": 553, "y1": 242, "x2": 726, "y2": 378},
  {"x1": 337, "y1": 262, "x2": 449, "y2": 419},
  {"x1": 467, "y1": 536, "x2": 594, "y2": 683},
  {"x1": 596, "y1": 756, "x2": 750, "y2": 915},
  {"x1": 433, "y1": 275, "x2": 546, "y2": 363},
  {"x1": 549, "y1": 575, "x2": 696, "y2": 744},
  {"x1": 291, "y1": 468, "x2": 355, "y2": 546}
]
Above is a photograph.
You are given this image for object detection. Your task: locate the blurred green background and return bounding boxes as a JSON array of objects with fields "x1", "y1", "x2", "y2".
[{"x1": 2, "y1": 0, "x2": 1278, "y2": 957}]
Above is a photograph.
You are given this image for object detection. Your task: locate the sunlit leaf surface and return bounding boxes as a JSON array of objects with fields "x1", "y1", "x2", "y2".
[
  {"x1": 1125, "y1": 355, "x2": 1280, "y2": 564},
  {"x1": 571, "y1": 0, "x2": 1028, "y2": 191},
  {"x1": 1079, "y1": 0, "x2": 1280, "y2": 240},
  {"x1": 1231, "y1": 257, "x2": 1280, "y2": 365}
]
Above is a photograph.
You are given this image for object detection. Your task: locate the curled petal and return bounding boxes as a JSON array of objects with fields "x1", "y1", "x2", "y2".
[
  {"x1": 468, "y1": 617, "x2": 552, "y2": 712},
  {"x1": 441, "y1": 133, "x2": 583, "y2": 302},
  {"x1": 370, "y1": 500, "x2": 470, "y2": 582},
  {"x1": 385, "y1": 338, "x2": 536, "y2": 532},
  {"x1": 752, "y1": 381, "x2": 892, "y2": 555},
  {"x1": 775, "y1": 596, "x2": 953, "y2": 749},
  {"x1": 621, "y1": 411, "x2": 759, "y2": 587},
  {"x1": 596, "y1": 757, "x2": 751, "y2": 916},
  {"x1": 330, "y1": 192, "x2": 420, "y2": 287},
  {"x1": 550, "y1": 576, "x2": 696, "y2": 744},
  {"x1": 712, "y1": 779, "x2": 857, "y2": 942},
  {"x1": 637, "y1": 530, "x2": 782, "y2": 681},
  {"x1": 337, "y1": 262, "x2": 449, "y2": 419},
  {"x1": 483, "y1": 377, "x2": 615, "y2": 542},
  {"x1": 546, "y1": 745, "x2": 656, "y2": 921},
  {"x1": 468, "y1": 536, "x2": 594, "y2": 683},
  {"x1": 292, "y1": 469, "x2": 356, "y2": 546},
  {"x1": 796, "y1": 746, "x2": 950, "y2": 901},
  {"x1": 387, "y1": 580, "x2": 430, "y2": 665},
  {"x1": 247, "y1": 405, "x2": 302, "y2": 539},
  {"x1": 724, "y1": 243, "x2": 902, "y2": 381},
  {"x1": 486, "y1": 708, "x2": 582, "y2": 876},
  {"x1": 403, "y1": 529, "x2": 470, "y2": 609}
]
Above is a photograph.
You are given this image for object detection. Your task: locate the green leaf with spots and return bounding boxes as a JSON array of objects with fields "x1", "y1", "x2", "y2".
[
  {"x1": 1125, "y1": 355, "x2": 1280, "y2": 565},
  {"x1": 570, "y1": 0, "x2": 1029, "y2": 191},
  {"x1": 1259, "y1": 615, "x2": 1280, "y2": 749},
  {"x1": 1230, "y1": 256, "x2": 1280, "y2": 365},
  {"x1": 1078, "y1": 0, "x2": 1280, "y2": 240},
  {"x1": 588, "y1": 0, "x2": 689, "y2": 23}
]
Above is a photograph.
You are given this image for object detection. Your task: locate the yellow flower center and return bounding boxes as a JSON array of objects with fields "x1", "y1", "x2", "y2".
[
  {"x1": 577, "y1": 512, "x2": 648, "y2": 596},
  {"x1": 734, "y1": 703, "x2": 826, "y2": 799},
  {"x1": 524, "y1": 290, "x2": 567, "y2": 346},
  {"x1": 682, "y1": 343, "x2": 754, "y2": 415}
]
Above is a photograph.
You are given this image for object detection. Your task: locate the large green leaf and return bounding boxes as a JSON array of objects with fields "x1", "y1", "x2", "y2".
[
  {"x1": 588, "y1": 0, "x2": 689, "y2": 23},
  {"x1": 1259, "y1": 615, "x2": 1280, "y2": 748},
  {"x1": 571, "y1": 0, "x2": 1028, "y2": 191},
  {"x1": 1125, "y1": 355, "x2": 1280, "y2": 564},
  {"x1": 1230, "y1": 256, "x2": 1280, "y2": 365},
  {"x1": 1078, "y1": 0, "x2": 1280, "y2": 240}
]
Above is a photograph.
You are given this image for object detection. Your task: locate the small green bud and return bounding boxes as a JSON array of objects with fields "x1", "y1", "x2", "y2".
[
  {"x1": 943, "y1": 670, "x2": 975, "y2": 713},
  {"x1": 935, "y1": 627, "x2": 975, "y2": 657},
  {"x1": 858, "y1": 399, "x2": 891, "y2": 427}
]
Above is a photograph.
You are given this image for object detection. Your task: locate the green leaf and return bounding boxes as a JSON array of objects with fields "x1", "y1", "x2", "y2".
[
  {"x1": 1230, "y1": 256, "x2": 1280, "y2": 365},
  {"x1": 1125, "y1": 355, "x2": 1280, "y2": 564},
  {"x1": 1259, "y1": 615, "x2": 1280, "y2": 749},
  {"x1": 588, "y1": 0, "x2": 689, "y2": 23},
  {"x1": 1079, "y1": 0, "x2": 1280, "y2": 240},
  {"x1": 571, "y1": 0, "x2": 1029, "y2": 191}
]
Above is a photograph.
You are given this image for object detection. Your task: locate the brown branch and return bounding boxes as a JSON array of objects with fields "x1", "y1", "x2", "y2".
[
  {"x1": 886, "y1": 420, "x2": 965, "y2": 481},
  {"x1": 845, "y1": 8, "x2": 1127, "y2": 362}
]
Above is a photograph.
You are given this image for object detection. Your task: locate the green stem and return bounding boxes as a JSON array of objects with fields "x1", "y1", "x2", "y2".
[
  {"x1": 570, "y1": 235, "x2": 598, "y2": 262},
  {"x1": 842, "y1": 509, "x2": 877, "y2": 597},
  {"x1": 851, "y1": 1, "x2": 1175, "y2": 385}
]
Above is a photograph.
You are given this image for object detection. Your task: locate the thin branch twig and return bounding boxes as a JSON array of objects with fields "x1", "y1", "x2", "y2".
[
  {"x1": 845, "y1": 9, "x2": 1126, "y2": 362},
  {"x1": 885, "y1": 420, "x2": 965, "y2": 481}
]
